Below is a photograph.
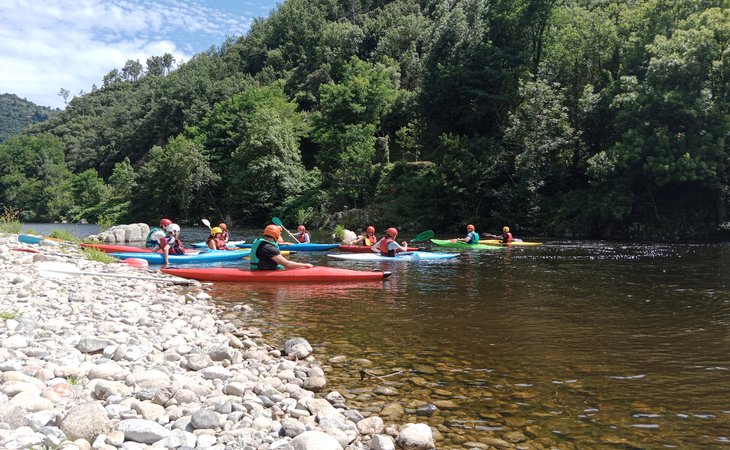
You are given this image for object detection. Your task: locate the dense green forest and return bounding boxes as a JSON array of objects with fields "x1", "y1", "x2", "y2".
[
  {"x1": 0, "y1": 0, "x2": 728, "y2": 238},
  {"x1": 0, "y1": 94, "x2": 59, "y2": 143}
]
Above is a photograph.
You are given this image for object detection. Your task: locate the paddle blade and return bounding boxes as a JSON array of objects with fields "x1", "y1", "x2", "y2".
[
  {"x1": 272, "y1": 217, "x2": 284, "y2": 227},
  {"x1": 38, "y1": 261, "x2": 81, "y2": 279},
  {"x1": 201, "y1": 219, "x2": 211, "y2": 229},
  {"x1": 412, "y1": 230, "x2": 434, "y2": 243}
]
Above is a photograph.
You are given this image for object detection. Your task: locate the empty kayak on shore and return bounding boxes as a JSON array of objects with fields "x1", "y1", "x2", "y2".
[
  {"x1": 337, "y1": 245, "x2": 423, "y2": 253},
  {"x1": 160, "y1": 266, "x2": 391, "y2": 282},
  {"x1": 430, "y1": 239, "x2": 505, "y2": 251},
  {"x1": 237, "y1": 243, "x2": 340, "y2": 251},
  {"x1": 18, "y1": 234, "x2": 64, "y2": 246},
  {"x1": 191, "y1": 240, "x2": 246, "y2": 249},
  {"x1": 328, "y1": 251, "x2": 458, "y2": 261},
  {"x1": 478, "y1": 239, "x2": 543, "y2": 246},
  {"x1": 80, "y1": 243, "x2": 154, "y2": 253},
  {"x1": 111, "y1": 250, "x2": 251, "y2": 265}
]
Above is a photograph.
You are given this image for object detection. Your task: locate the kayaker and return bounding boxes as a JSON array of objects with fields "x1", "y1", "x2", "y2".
[
  {"x1": 146, "y1": 218, "x2": 171, "y2": 249},
  {"x1": 160, "y1": 223, "x2": 186, "y2": 267},
  {"x1": 295, "y1": 225, "x2": 311, "y2": 243},
  {"x1": 218, "y1": 223, "x2": 230, "y2": 243},
  {"x1": 371, "y1": 227, "x2": 409, "y2": 257},
  {"x1": 206, "y1": 227, "x2": 228, "y2": 250},
  {"x1": 349, "y1": 226, "x2": 377, "y2": 246},
  {"x1": 484, "y1": 226, "x2": 514, "y2": 243},
  {"x1": 250, "y1": 225, "x2": 313, "y2": 270},
  {"x1": 456, "y1": 224, "x2": 479, "y2": 244}
]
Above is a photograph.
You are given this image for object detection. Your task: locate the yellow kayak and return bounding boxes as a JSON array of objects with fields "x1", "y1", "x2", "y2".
[{"x1": 479, "y1": 239, "x2": 543, "y2": 246}]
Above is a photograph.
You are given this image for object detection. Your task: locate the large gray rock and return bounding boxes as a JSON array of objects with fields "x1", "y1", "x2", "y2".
[
  {"x1": 87, "y1": 223, "x2": 150, "y2": 243},
  {"x1": 117, "y1": 418, "x2": 171, "y2": 444},
  {"x1": 396, "y1": 423, "x2": 435, "y2": 450},
  {"x1": 60, "y1": 403, "x2": 113, "y2": 442},
  {"x1": 290, "y1": 430, "x2": 343, "y2": 450},
  {"x1": 283, "y1": 338, "x2": 313, "y2": 359}
]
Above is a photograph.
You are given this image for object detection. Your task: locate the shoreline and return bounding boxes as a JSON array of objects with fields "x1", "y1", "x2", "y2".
[{"x1": 0, "y1": 234, "x2": 435, "y2": 450}]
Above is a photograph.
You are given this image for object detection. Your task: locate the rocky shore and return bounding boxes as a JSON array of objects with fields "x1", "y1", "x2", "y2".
[{"x1": 0, "y1": 234, "x2": 435, "y2": 450}]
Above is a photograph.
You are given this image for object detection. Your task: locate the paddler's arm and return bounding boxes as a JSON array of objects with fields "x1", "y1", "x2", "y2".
[{"x1": 272, "y1": 254, "x2": 313, "y2": 269}]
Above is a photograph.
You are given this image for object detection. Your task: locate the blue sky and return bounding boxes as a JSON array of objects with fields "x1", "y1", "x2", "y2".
[{"x1": 0, "y1": 0, "x2": 280, "y2": 109}]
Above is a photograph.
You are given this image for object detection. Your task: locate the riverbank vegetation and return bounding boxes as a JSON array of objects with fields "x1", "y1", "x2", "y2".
[{"x1": 0, "y1": 0, "x2": 727, "y2": 238}]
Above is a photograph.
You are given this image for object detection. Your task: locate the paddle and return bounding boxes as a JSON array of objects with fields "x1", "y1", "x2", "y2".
[
  {"x1": 37, "y1": 261, "x2": 196, "y2": 285},
  {"x1": 201, "y1": 219, "x2": 212, "y2": 231},
  {"x1": 272, "y1": 217, "x2": 300, "y2": 243},
  {"x1": 411, "y1": 230, "x2": 434, "y2": 243}
]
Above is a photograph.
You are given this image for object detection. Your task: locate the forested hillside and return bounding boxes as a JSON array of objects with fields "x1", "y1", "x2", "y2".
[
  {"x1": 1, "y1": 0, "x2": 728, "y2": 239},
  {"x1": 0, "y1": 94, "x2": 59, "y2": 143}
]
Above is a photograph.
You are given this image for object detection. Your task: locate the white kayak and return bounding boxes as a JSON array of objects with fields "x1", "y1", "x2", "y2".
[{"x1": 327, "y1": 251, "x2": 458, "y2": 262}]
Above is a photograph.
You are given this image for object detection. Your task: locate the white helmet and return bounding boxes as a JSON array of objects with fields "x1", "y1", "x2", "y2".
[{"x1": 166, "y1": 223, "x2": 180, "y2": 233}]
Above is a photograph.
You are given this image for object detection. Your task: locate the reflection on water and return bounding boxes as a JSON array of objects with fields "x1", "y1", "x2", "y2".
[{"x1": 210, "y1": 241, "x2": 730, "y2": 448}]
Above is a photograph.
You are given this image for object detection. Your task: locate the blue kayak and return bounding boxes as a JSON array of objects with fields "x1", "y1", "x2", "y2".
[
  {"x1": 111, "y1": 250, "x2": 251, "y2": 265},
  {"x1": 236, "y1": 243, "x2": 340, "y2": 251},
  {"x1": 191, "y1": 240, "x2": 246, "y2": 249},
  {"x1": 327, "y1": 251, "x2": 458, "y2": 262}
]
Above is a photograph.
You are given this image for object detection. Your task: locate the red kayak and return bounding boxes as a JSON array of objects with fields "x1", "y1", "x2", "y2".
[
  {"x1": 160, "y1": 266, "x2": 391, "y2": 283},
  {"x1": 81, "y1": 243, "x2": 154, "y2": 253},
  {"x1": 338, "y1": 245, "x2": 422, "y2": 253}
]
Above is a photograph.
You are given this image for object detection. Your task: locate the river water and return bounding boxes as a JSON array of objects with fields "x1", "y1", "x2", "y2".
[{"x1": 26, "y1": 224, "x2": 730, "y2": 448}]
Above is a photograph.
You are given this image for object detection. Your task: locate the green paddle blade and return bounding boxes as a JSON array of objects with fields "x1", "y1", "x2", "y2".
[
  {"x1": 272, "y1": 217, "x2": 284, "y2": 227},
  {"x1": 412, "y1": 230, "x2": 434, "y2": 243}
]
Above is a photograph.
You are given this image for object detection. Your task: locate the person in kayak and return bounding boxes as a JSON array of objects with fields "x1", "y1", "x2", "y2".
[
  {"x1": 295, "y1": 225, "x2": 311, "y2": 243},
  {"x1": 160, "y1": 223, "x2": 186, "y2": 267},
  {"x1": 146, "y1": 218, "x2": 171, "y2": 249},
  {"x1": 484, "y1": 226, "x2": 514, "y2": 243},
  {"x1": 371, "y1": 227, "x2": 409, "y2": 257},
  {"x1": 349, "y1": 226, "x2": 378, "y2": 246},
  {"x1": 206, "y1": 227, "x2": 228, "y2": 250},
  {"x1": 250, "y1": 225, "x2": 313, "y2": 270},
  {"x1": 218, "y1": 223, "x2": 230, "y2": 243},
  {"x1": 456, "y1": 224, "x2": 479, "y2": 244}
]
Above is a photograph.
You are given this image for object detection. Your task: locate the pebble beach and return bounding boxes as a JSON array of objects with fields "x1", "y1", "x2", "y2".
[{"x1": 0, "y1": 234, "x2": 436, "y2": 450}]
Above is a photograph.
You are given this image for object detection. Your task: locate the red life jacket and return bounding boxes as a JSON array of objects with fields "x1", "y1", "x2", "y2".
[
  {"x1": 207, "y1": 236, "x2": 227, "y2": 250},
  {"x1": 503, "y1": 232, "x2": 513, "y2": 243},
  {"x1": 162, "y1": 236, "x2": 185, "y2": 254},
  {"x1": 379, "y1": 238, "x2": 395, "y2": 256},
  {"x1": 296, "y1": 232, "x2": 308, "y2": 243}
]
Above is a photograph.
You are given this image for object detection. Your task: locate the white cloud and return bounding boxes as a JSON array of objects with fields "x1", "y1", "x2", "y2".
[{"x1": 0, "y1": 0, "x2": 260, "y2": 109}]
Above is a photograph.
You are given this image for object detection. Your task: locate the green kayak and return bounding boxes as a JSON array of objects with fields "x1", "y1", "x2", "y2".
[{"x1": 430, "y1": 239, "x2": 505, "y2": 251}]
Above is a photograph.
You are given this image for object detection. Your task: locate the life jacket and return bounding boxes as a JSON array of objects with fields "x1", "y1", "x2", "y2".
[
  {"x1": 379, "y1": 238, "x2": 396, "y2": 257},
  {"x1": 364, "y1": 234, "x2": 376, "y2": 246},
  {"x1": 250, "y1": 238, "x2": 280, "y2": 270},
  {"x1": 466, "y1": 231, "x2": 479, "y2": 244},
  {"x1": 145, "y1": 227, "x2": 164, "y2": 248},
  {"x1": 296, "y1": 232, "x2": 308, "y2": 243},
  {"x1": 163, "y1": 235, "x2": 185, "y2": 254},
  {"x1": 502, "y1": 232, "x2": 513, "y2": 243},
  {"x1": 207, "y1": 235, "x2": 227, "y2": 250}
]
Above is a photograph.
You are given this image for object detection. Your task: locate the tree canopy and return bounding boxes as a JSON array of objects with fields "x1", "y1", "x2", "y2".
[{"x1": 1, "y1": 0, "x2": 727, "y2": 238}]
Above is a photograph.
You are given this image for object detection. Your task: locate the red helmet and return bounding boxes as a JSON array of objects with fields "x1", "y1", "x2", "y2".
[
  {"x1": 467, "y1": 224, "x2": 475, "y2": 231},
  {"x1": 366, "y1": 226, "x2": 375, "y2": 234},
  {"x1": 160, "y1": 218, "x2": 172, "y2": 228},
  {"x1": 264, "y1": 224, "x2": 282, "y2": 240},
  {"x1": 218, "y1": 223, "x2": 227, "y2": 231},
  {"x1": 386, "y1": 227, "x2": 398, "y2": 238},
  {"x1": 297, "y1": 225, "x2": 306, "y2": 232}
]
